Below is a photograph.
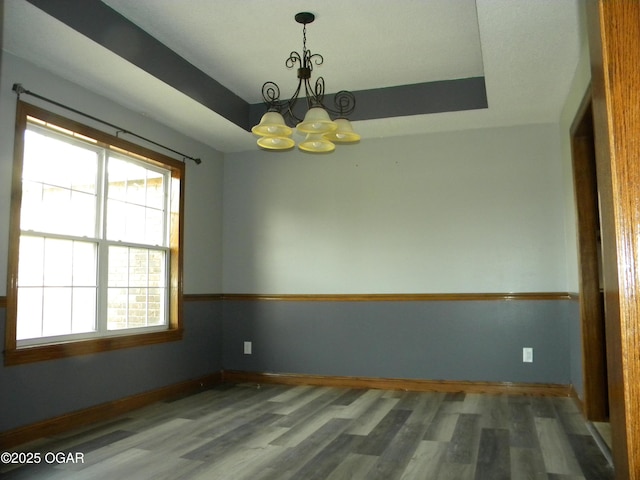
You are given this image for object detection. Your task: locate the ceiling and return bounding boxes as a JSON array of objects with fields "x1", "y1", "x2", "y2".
[{"x1": 2, "y1": 0, "x2": 586, "y2": 154}]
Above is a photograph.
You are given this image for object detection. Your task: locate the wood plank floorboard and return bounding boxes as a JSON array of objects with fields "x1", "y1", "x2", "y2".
[
  {"x1": 446, "y1": 413, "x2": 481, "y2": 464},
  {"x1": 0, "y1": 384, "x2": 614, "y2": 479},
  {"x1": 400, "y1": 440, "x2": 448, "y2": 479},
  {"x1": 474, "y1": 428, "x2": 510, "y2": 480},
  {"x1": 566, "y1": 433, "x2": 614, "y2": 479},
  {"x1": 510, "y1": 446, "x2": 548, "y2": 480},
  {"x1": 325, "y1": 453, "x2": 379, "y2": 480},
  {"x1": 353, "y1": 409, "x2": 412, "y2": 456},
  {"x1": 535, "y1": 417, "x2": 584, "y2": 476},
  {"x1": 366, "y1": 393, "x2": 444, "y2": 480}
]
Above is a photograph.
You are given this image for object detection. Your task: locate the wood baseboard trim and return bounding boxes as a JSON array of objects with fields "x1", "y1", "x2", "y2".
[
  {"x1": 222, "y1": 370, "x2": 572, "y2": 397},
  {"x1": 0, "y1": 372, "x2": 223, "y2": 449},
  {"x1": 570, "y1": 384, "x2": 585, "y2": 414}
]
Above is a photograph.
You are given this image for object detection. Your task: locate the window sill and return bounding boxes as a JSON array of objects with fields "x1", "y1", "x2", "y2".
[{"x1": 4, "y1": 328, "x2": 183, "y2": 366}]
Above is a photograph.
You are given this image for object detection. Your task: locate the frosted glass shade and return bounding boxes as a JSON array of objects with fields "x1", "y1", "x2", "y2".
[
  {"x1": 257, "y1": 135, "x2": 295, "y2": 150},
  {"x1": 251, "y1": 111, "x2": 293, "y2": 137},
  {"x1": 296, "y1": 107, "x2": 337, "y2": 134},
  {"x1": 323, "y1": 118, "x2": 361, "y2": 143},
  {"x1": 298, "y1": 133, "x2": 335, "y2": 153}
]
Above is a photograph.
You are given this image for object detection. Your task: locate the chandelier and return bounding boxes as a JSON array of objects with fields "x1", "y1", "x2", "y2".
[{"x1": 251, "y1": 12, "x2": 360, "y2": 153}]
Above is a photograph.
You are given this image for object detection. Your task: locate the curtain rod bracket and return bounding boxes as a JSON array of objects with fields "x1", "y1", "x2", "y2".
[{"x1": 12, "y1": 83, "x2": 26, "y2": 98}]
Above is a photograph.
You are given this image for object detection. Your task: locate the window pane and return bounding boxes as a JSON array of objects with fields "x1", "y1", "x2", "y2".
[
  {"x1": 106, "y1": 287, "x2": 166, "y2": 330},
  {"x1": 107, "y1": 246, "x2": 166, "y2": 330},
  {"x1": 107, "y1": 247, "x2": 166, "y2": 288},
  {"x1": 21, "y1": 182, "x2": 96, "y2": 237},
  {"x1": 130, "y1": 248, "x2": 148, "y2": 287},
  {"x1": 106, "y1": 156, "x2": 166, "y2": 245},
  {"x1": 108, "y1": 246, "x2": 129, "y2": 287},
  {"x1": 128, "y1": 288, "x2": 147, "y2": 328},
  {"x1": 147, "y1": 171, "x2": 165, "y2": 210},
  {"x1": 106, "y1": 201, "x2": 154, "y2": 244},
  {"x1": 69, "y1": 159, "x2": 98, "y2": 195},
  {"x1": 106, "y1": 200, "x2": 145, "y2": 243},
  {"x1": 149, "y1": 250, "x2": 165, "y2": 287},
  {"x1": 21, "y1": 128, "x2": 98, "y2": 237},
  {"x1": 145, "y1": 208, "x2": 164, "y2": 245},
  {"x1": 16, "y1": 287, "x2": 43, "y2": 340},
  {"x1": 21, "y1": 239, "x2": 98, "y2": 286},
  {"x1": 127, "y1": 176, "x2": 146, "y2": 206},
  {"x1": 106, "y1": 158, "x2": 129, "y2": 201},
  {"x1": 42, "y1": 287, "x2": 72, "y2": 337},
  {"x1": 105, "y1": 199, "x2": 125, "y2": 241},
  {"x1": 107, "y1": 157, "x2": 147, "y2": 205},
  {"x1": 148, "y1": 287, "x2": 165, "y2": 326},
  {"x1": 23, "y1": 129, "x2": 97, "y2": 192},
  {"x1": 107, "y1": 287, "x2": 128, "y2": 330},
  {"x1": 17, "y1": 236, "x2": 44, "y2": 286},
  {"x1": 20, "y1": 181, "x2": 43, "y2": 231},
  {"x1": 69, "y1": 190, "x2": 97, "y2": 236},
  {"x1": 72, "y1": 241, "x2": 97, "y2": 286},
  {"x1": 119, "y1": 160, "x2": 146, "y2": 204},
  {"x1": 43, "y1": 238, "x2": 73, "y2": 286},
  {"x1": 125, "y1": 204, "x2": 146, "y2": 243},
  {"x1": 72, "y1": 287, "x2": 97, "y2": 333}
]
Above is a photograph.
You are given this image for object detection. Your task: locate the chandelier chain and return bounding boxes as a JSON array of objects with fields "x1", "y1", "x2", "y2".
[{"x1": 303, "y1": 23, "x2": 307, "y2": 58}]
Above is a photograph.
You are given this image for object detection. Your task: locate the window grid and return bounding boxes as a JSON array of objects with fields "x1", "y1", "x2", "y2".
[
  {"x1": 15, "y1": 118, "x2": 172, "y2": 347},
  {"x1": 105, "y1": 244, "x2": 168, "y2": 331},
  {"x1": 6, "y1": 102, "x2": 184, "y2": 365}
]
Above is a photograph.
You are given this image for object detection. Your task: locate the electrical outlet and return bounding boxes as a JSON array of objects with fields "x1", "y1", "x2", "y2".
[
  {"x1": 523, "y1": 347, "x2": 533, "y2": 363},
  {"x1": 244, "y1": 341, "x2": 252, "y2": 355}
]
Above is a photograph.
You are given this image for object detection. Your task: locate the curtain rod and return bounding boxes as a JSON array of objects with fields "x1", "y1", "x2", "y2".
[{"x1": 12, "y1": 83, "x2": 201, "y2": 165}]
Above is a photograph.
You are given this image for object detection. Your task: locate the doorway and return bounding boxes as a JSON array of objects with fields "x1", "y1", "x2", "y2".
[{"x1": 570, "y1": 92, "x2": 609, "y2": 422}]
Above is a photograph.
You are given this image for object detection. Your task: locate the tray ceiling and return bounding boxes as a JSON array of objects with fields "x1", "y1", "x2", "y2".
[{"x1": 2, "y1": 0, "x2": 585, "y2": 153}]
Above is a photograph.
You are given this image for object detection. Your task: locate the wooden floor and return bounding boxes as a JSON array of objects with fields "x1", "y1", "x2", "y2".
[{"x1": 1, "y1": 383, "x2": 613, "y2": 479}]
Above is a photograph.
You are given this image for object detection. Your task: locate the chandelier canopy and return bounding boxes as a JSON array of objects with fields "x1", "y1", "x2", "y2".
[{"x1": 251, "y1": 12, "x2": 360, "y2": 153}]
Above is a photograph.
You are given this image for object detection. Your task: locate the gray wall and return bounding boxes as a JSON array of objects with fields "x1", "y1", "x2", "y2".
[
  {"x1": 223, "y1": 126, "x2": 569, "y2": 295},
  {"x1": 0, "y1": 301, "x2": 223, "y2": 432},
  {"x1": 223, "y1": 299, "x2": 574, "y2": 385},
  {"x1": 220, "y1": 117, "x2": 585, "y2": 397}
]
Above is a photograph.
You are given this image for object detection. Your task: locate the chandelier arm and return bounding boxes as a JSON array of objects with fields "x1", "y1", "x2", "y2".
[
  {"x1": 286, "y1": 51, "x2": 302, "y2": 69},
  {"x1": 312, "y1": 77, "x2": 326, "y2": 106},
  {"x1": 330, "y1": 90, "x2": 357, "y2": 118},
  {"x1": 261, "y1": 81, "x2": 282, "y2": 111},
  {"x1": 308, "y1": 53, "x2": 324, "y2": 68},
  {"x1": 301, "y1": 78, "x2": 314, "y2": 108}
]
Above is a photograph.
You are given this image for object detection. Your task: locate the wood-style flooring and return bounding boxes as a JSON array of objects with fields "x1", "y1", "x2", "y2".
[{"x1": 1, "y1": 383, "x2": 614, "y2": 479}]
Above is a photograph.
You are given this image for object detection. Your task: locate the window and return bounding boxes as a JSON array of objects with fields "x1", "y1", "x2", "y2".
[{"x1": 5, "y1": 102, "x2": 184, "y2": 365}]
